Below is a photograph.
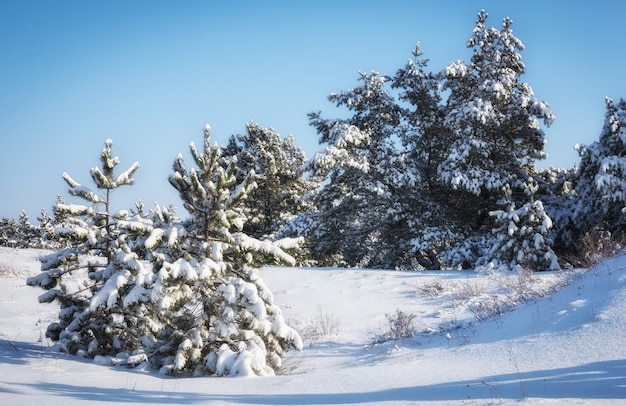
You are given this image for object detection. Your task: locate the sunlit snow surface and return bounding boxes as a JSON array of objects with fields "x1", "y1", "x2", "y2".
[{"x1": 1, "y1": 247, "x2": 625, "y2": 405}]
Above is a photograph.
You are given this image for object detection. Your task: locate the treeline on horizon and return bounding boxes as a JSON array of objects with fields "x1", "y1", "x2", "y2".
[{"x1": 3, "y1": 10, "x2": 625, "y2": 272}]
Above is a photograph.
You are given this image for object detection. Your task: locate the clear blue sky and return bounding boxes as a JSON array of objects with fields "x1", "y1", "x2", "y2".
[{"x1": 2, "y1": 0, "x2": 625, "y2": 220}]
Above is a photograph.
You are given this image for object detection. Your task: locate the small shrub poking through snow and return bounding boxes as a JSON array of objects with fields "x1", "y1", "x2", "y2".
[
  {"x1": 416, "y1": 278, "x2": 445, "y2": 299},
  {"x1": 0, "y1": 261, "x2": 20, "y2": 278},
  {"x1": 375, "y1": 309, "x2": 418, "y2": 343},
  {"x1": 302, "y1": 307, "x2": 340, "y2": 342}
]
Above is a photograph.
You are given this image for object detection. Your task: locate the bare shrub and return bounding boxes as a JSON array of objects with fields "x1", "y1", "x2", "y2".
[
  {"x1": 301, "y1": 307, "x2": 340, "y2": 342},
  {"x1": 564, "y1": 227, "x2": 624, "y2": 268},
  {"x1": 467, "y1": 295, "x2": 510, "y2": 321},
  {"x1": 0, "y1": 261, "x2": 21, "y2": 278},
  {"x1": 452, "y1": 279, "x2": 487, "y2": 302},
  {"x1": 416, "y1": 278, "x2": 445, "y2": 298},
  {"x1": 275, "y1": 352, "x2": 306, "y2": 376},
  {"x1": 494, "y1": 268, "x2": 557, "y2": 303},
  {"x1": 376, "y1": 309, "x2": 418, "y2": 343}
]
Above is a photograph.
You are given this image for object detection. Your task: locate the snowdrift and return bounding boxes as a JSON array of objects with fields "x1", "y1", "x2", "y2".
[{"x1": 0, "y1": 247, "x2": 624, "y2": 405}]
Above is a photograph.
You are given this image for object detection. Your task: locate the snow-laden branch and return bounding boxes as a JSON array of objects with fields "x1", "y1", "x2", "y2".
[{"x1": 63, "y1": 172, "x2": 104, "y2": 203}]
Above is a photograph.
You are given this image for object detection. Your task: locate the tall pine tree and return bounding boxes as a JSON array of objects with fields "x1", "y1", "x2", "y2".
[
  {"x1": 392, "y1": 43, "x2": 460, "y2": 269},
  {"x1": 308, "y1": 71, "x2": 411, "y2": 268},
  {"x1": 438, "y1": 10, "x2": 557, "y2": 269}
]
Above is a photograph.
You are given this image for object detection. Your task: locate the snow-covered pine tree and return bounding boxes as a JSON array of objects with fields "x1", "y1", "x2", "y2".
[
  {"x1": 391, "y1": 43, "x2": 462, "y2": 269},
  {"x1": 574, "y1": 97, "x2": 626, "y2": 237},
  {"x1": 308, "y1": 70, "x2": 414, "y2": 268},
  {"x1": 48, "y1": 195, "x2": 75, "y2": 248},
  {"x1": 18, "y1": 210, "x2": 35, "y2": 248},
  {"x1": 393, "y1": 43, "x2": 449, "y2": 191},
  {"x1": 0, "y1": 217, "x2": 19, "y2": 247},
  {"x1": 438, "y1": 10, "x2": 556, "y2": 268},
  {"x1": 487, "y1": 199, "x2": 559, "y2": 271},
  {"x1": 36, "y1": 208, "x2": 56, "y2": 249},
  {"x1": 223, "y1": 121, "x2": 317, "y2": 243},
  {"x1": 26, "y1": 139, "x2": 153, "y2": 357},
  {"x1": 136, "y1": 202, "x2": 183, "y2": 264},
  {"x1": 143, "y1": 124, "x2": 302, "y2": 376},
  {"x1": 535, "y1": 166, "x2": 578, "y2": 254},
  {"x1": 441, "y1": 10, "x2": 555, "y2": 212},
  {"x1": 50, "y1": 139, "x2": 141, "y2": 261}
]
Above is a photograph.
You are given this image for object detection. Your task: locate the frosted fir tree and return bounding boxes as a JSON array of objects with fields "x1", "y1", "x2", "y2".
[
  {"x1": 26, "y1": 139, "x2": 152, "y2": 357},
  {"x1": 393, "y1": 42, "x2": 449, "y2": 190},
  {"x1": 138, "y1": 202, "x2": 184, "y2": 263},
  {"x1": 487, "y1": 199, "x2": 559, "y2": 271},
  {"x1": 308, "y1": 71, "x2": 414, "y2": 268},
  {"x1": 0, "y1": 217, "x2": 19, "y2": 247},
  {"x1": 574, "y1": 97, "x2": 626, "y2": 235},
  {"x1": 431, "y1": 10, "x2": 558, "y2": 269},
  {"x1": 223, "y1": 121, "x2": 317, "y2": 242},
  {"x1": 36, "y1": 208, "x2": 56, "y2": 249},
  {"x1": 440, "y1": 10, "x2": 555, "y2": 218},
  {"x1": 535, "y1": 166, "x2": 578, "y2": 253},
  {"x1": 391, "y1": 43, "x2": 463, "y2": 269},
  {"x1": 143, "y1": 124, "x2": 302, "y2": 376},
  {"x1": 52, "y1": 139, "x2": 140, "y2": 261},
  {"x1": 18, "y1": 210, "x2": 35, "y2": 248}
]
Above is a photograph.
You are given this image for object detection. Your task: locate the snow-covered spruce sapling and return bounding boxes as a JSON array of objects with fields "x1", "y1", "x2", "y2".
[
  {"x1": 27, "y1": 139, "x2": 151, "y2": 356},
  {"x1": 487, "y1": 199, "x2": 560, "y2": 272},
  {"x1": 144, "y1": 124, "x2": 302, "y2": 376}
]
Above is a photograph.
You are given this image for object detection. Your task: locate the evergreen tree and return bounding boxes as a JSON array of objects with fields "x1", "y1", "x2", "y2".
[
  {"x1": 0, "y1": 217, "x2": 19, "y2": 247},
  {"x1": 535, "y1": 166, "x2": 578, "y2": 253},
  {"x1": 306, "y1": 12, "x2": 559, "y2": 270},
  {"x1": 308, "y1": 71, "x2": 410, "y2": 268},
  {"x1": 37, "y1": 208, "x2": 56, "y2": 248},
  {"x1": 27, "y1": 139, "x2": 149, "y2": 357},
  {"x1": 436, "y1": 10, "x2": 557, "y2": 268},
  {"x1": 223, "y1": 121, "x2": 317, "y2": 241},
  {"x1": 392, "y1": 43, "x2": 462, "y2": 269},
  {"x1": 487, "y1": 200, "x2": 559, "y2": 271},
  {"x1": 144, "y1": 124, "x2": 302, "y2": 376},
  {"x1": 574, "y1": 97, "x2": 626, "y2": 236},
  {"x1": 393, "y1": 43, "x2": 449, "y2": 190},
  {"x1": 51, "y1": 140, "x2": 141, "y2": 261},
  {"x1": 440, "y1": 10, "x2": 555, "y2": 218},
  {"x1": 17, "y1": 210, "x2": 36, "y2": 248}
]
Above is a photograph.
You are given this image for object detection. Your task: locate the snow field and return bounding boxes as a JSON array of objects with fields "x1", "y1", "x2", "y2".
[{"x1": 1, "y1": 247, "x2": 625, "y2": 405}]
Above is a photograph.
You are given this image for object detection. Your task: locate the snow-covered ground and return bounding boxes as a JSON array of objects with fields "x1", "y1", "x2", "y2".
[{"x1": 0, "y1": 247, "x2": 624, "y2": 405}]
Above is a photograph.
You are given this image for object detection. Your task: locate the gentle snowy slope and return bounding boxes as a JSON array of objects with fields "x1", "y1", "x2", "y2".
[{"x1": 0, "y1": 247, "x2": 624, "y2": 405}]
